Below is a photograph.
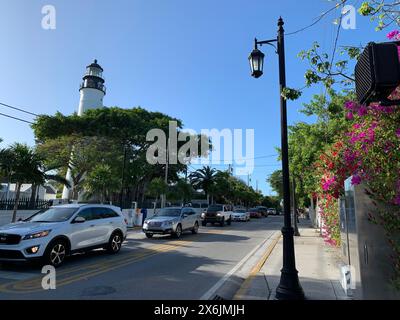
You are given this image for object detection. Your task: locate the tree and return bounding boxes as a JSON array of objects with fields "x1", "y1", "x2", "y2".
[
  {"x1": 0, "y1": 143, "x2": 69, "y2": 221},
  {"x1": 267, "y1": 170, "x2": 283, "y2": 200},
  {"x1": 189, "y1": 166, "x2": 218, "y2": 204},
  {"x1": 83, "y1": 164, "x2": 120, "y2": 203},
  {"x1": 32, "y1": 107, "x2": 210, "y2": 203},
  {"x1": 146, "y1": 177, "x2": 168, "y2": 205},
  {"x1": 358, "y1": 1, "x2": 400, "y2": 30},
  {"x1": 0, "y1": 147, "x2": 14, "y2": 197},
  {"x1": 262, "y1": 195, "x2": 281, "y2": 209}
]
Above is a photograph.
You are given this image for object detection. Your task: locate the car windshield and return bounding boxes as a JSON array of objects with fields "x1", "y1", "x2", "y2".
[
  {"x1": 249, "y1": 208, "x2": 259, "y2": 212},
  {"x1": 207, "y1": 205, "x2": 223, "y2": 212},
  {"x1": 154, "y1": 208, "x2": 181, "y2": 217},
  {"x1": 234, "y1": 210, "x2": 246, "y2": 213},
  {"x1": 27, "y1": 207, "x2": 78, "y2": 223}
]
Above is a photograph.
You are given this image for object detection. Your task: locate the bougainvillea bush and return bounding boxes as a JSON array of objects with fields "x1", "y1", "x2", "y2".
[{"x1": 313, "y1": 30, "x2": 400, "y2": 287}]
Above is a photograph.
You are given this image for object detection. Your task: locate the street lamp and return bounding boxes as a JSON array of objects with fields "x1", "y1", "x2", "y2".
[{"x1": 249, "y1": 17, "x2": 304, "y2": 300}]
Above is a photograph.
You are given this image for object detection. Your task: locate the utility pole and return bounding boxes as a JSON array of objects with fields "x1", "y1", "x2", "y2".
[
  {"x1": 292, "y1": 177, "x2": 300, "y2": 237},
  {"x1": 161, "y1": 138, "x2": 169, "y2": 208}
]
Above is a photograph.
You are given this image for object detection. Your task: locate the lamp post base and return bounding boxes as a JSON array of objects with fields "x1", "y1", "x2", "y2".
[
  {"x1": 275, "y1": 226, "x2": 305, "y2": 300},
  {"x1": 275, "y1": 271, "x2": 305, "y2": 300}
]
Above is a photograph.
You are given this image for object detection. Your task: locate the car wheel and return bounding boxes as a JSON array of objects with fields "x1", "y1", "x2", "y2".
[
  {"x1": 220, "y1": 217, "x2": 225, "y2": 227},
  {"x1": 227, "y1": 217, "x2": 232, "y2": 226},
  {"x1": 201, "y1": 221, "x2": 207, "y2": 227},
  {"x1": 174, "y1": 224, "x2": 182, "y2": 238},
  {"x1": 145, "y1": 233, "x2": 153, "y2": 238},
  {"x1": 192, "y1": 222, "x2": 199, "y2": 234},
  {"x1": 44, "y1": 239, "x2": 67, "y2": 268},
  {"x1": 107, "y1": 231, "x2": 123, "y2": 254}
]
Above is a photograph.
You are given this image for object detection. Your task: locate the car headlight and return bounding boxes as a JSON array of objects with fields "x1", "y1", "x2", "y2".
[
  {"x1": 23, "y1": 230, "x2": 51, "y2": 240},
  {"x1": 163, "y1": 221, "x2": 173, "y2": 226},
  {"x1": 216, "y1": 213, "x2": 222, "y2": 217},
  {"x1": 201, "y1": 213, "x2": 205, "y2": 218}
]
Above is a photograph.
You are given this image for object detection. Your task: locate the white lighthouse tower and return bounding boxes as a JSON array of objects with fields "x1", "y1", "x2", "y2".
[
  {"x1": 78, "y1": 59, "x2": 106, "y2": 115},
  {"x1": 62, "y1": 60, "x2": 106, "y2": 200}
]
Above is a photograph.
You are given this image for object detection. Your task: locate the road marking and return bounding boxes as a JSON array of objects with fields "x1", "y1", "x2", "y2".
[
  {"x1": 233, "y1": 233, "x2": 281, "y2": 300},
  {"x1": 199, "y1": 233, "x2": 278, "y2": 300},
  {"x1": 0, "y1": 241, "x2": 192, "y2": 294}
]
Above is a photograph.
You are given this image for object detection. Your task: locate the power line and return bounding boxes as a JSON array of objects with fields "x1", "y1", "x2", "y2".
[
  {"x1": 285, "y1": 0, "x2": 347, "y2": 36},
  {"x1": 0, "y1": 102, "x2": 38, "y2": 117},
  {"x1": 0, "y1": 112, "x2": 34, "y2": 124}
]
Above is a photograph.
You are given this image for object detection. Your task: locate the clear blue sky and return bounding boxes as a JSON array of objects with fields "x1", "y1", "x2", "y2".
[{"x1": 0, "y1": 0, "x2": 390, "y2": 195}]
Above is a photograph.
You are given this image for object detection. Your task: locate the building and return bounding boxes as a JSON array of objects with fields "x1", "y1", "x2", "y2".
[
  {"x1": 62, "y1": 60, "x2": 106, "y2": 200},
  {"x1": 0, "y1": 183, "x2": 57, "y2": 200}
]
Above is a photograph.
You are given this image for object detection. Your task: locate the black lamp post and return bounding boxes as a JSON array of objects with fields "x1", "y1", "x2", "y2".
[{"x1": 249, "y1": 17, "x2": 304, "y2": 300}]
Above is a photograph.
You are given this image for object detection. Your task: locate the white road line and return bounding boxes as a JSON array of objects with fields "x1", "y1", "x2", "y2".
[{"x1": 199, "y1": 233, "x2": 274, "y2": 300}]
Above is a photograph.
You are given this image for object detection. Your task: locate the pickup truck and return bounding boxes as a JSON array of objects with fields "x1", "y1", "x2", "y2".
[{"x1": 201, "y1": 204, "x2": 233, "y2": 227}]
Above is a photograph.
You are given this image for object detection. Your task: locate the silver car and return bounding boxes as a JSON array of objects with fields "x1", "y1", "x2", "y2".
[{"x1": 142, "y1": 207, "x2": 200, "y2": 239}]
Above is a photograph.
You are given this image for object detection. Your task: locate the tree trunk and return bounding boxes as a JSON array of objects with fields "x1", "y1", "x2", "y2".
[
  {"x1": 12, "y1": 182, "x2": 21, "y2": 223},
  {"x1": 206, "y1": 193, "x2": 209, "y2": 205},
  {"x1": 29, "y1": 183, "x2": 38, "y2": 209}
]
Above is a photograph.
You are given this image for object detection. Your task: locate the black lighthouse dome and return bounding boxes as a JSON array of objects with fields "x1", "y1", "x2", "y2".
[{"x1": 80, "y1": 59, "x2": 106, "y2": 94}]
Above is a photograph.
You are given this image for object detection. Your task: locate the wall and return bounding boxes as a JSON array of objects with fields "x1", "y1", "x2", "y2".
[{"x1": 343, "y1": 179, "x2": 400, "y2": 300}]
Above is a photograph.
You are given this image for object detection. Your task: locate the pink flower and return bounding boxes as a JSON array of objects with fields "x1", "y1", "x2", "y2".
[
  {"x1": 345, "y1": 101, "x2": 358, "y2": 110},
  {"x1": 387, "y1": 30, "x2": 400, "y2": 40},
  {"x1": 346, "y1": 112, "x2": 354, "y2": 120},
  {"x1": 396, "y1": 128, "x2": 400, "y2": 138},
  {"x1": 351, "y1": 175, "x2": 362, "y2": 185},
  {"x1": 357, "y1": 106, "x2": 368, "y2": 116}
]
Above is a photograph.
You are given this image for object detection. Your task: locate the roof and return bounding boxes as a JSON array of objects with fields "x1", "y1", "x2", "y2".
[
  {"x1": 86, "y1": 59, "x2": 103, "y2": 71},
  {"x1": 44, "y1": 185, "x2": 57, "y2": 194},
  {"x1": 51, "y1": 203, "x2": 122, "y2": 210}
]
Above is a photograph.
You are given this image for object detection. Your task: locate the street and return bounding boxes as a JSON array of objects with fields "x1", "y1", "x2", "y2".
[{"x1": 0, "y1": 217, "x2": 282, "y2": 300}]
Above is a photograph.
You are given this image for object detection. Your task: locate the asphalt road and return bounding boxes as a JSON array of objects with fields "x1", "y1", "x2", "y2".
[{"x1": 0, "y1": 216, "x2": 283, "y2": 300}]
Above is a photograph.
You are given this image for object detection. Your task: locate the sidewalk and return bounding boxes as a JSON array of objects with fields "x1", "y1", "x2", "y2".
[{"x1": 234, "y1": 219, "x2": 350, "y2": 300}]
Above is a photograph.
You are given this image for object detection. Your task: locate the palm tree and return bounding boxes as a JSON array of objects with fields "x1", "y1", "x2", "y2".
[
  {"x1": 1, "y1": 144, "x2": 69, "y2": 222},
  {"x1": 0, "y1": 147, "x2": 14, "y2": 202},
  {"x1": 189, "y1": 166, "x2": 218, "y2": 204},
  {"x1": 146, "y1": 177, "x2": 168, "y2": 206},
  {"x1": 83, "y1": 164, "x2": 120, "y2": 203}
]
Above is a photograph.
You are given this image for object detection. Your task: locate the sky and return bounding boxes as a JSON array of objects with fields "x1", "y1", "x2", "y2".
[{"x1": 0, "y1": 0, "x2": 393, "y2": 195}]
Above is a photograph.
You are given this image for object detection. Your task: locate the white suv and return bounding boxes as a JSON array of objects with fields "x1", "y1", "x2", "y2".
[{"x1": 0, "y1": 204, "x2": 127, "y2": 267}]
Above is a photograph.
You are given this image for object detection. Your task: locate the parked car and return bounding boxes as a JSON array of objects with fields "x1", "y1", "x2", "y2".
[
  {"x1": 268, "y1": 208, "x2": 279, "y2": 215},
  {"x1": 256, "y1": 206, "x2": 269, "y2": 217},
  {"x1": 248, "y1": 208, "x2": 263, "y2": 218},
  {"x1": 0, "y1": 204, "x2": 127, "y2": 267},
  {"x1": 143, "y1": 207, "x2": 200, "y2": 239},
  {"x1": 232, "y1": 209, "x2": 250, "y2": 222},
  {"x1": 201, "y1": 204, "x2": 233, "y2": 227}
]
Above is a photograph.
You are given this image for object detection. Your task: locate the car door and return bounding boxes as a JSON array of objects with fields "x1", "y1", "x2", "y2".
[
  {"x1": 91, "y1": 207, "x2": 114, "y2": 244},
  {"x1": 181, "y1": 208, "x2": 192, "y2": 230},
  {"x1": 69, "y1": 208, "x2": 105, "y2": 249},
  {"x1": 186, "y1": 208, "x2": 197, "y2": 228}
]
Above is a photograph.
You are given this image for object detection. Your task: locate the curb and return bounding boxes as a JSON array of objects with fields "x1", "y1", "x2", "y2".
[
  {"x1": 233, "y1": 233, "x2": 281, "y2": 300},
  {"x1": 201, "y1": 230, "x2": 281, "y2": 300}
]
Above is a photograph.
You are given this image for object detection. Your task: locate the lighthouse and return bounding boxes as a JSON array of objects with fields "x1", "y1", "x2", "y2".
[
  {"x1": 78, "y1": 59, "x2": 106, "y2": 115},
  {"x1": 62, "y1": 59, "x2": 106, "y2": 200}
]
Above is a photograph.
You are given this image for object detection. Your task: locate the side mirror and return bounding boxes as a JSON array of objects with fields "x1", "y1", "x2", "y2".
[
  {"x1": 73, "y1": 216, "x2": 86, "y2": 224},
  {"x1": 182, "y1": 214, "x2": 188, "y2": 218}
]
